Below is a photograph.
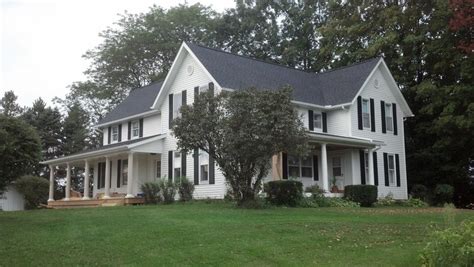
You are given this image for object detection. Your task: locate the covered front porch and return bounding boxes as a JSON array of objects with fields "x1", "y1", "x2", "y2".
[
  {"x1": 272, "y1": 132, "x2": 384, "y2": 196},
  {"x1": 42, "y1": 135, "x2": 165, "y2": 208}
]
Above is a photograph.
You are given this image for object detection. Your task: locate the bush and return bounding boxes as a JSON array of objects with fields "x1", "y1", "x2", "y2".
[
  {"x1": 159, "y1": 180, "x2": 177, "y2": 204},
  {"x1": 238, "y1": 198, "x2": 270, "y2": 209},
  {"x1": 305, "y1": 185, "x2": 325, "y2": 194},
  {"x1": 411, "y1": 184, "x2": 428, "y2": 201},
  {"x1": 402, "y1": 198, "x2": 429, "y2": 208},
  {"x1": 433, "y1": 184, "x2": 454, "y2": 205},
  {"x1": 344, "y1": 185, "x2": 377, "y2": 207},
  {"x1": 141, "y1": 182, "x2": 161, "y2": 204},
  {"x1": 265, "y1": 180, "x2": 303, "y2": 207},
  {"x1": 420, "y1": 221, "x2": 474, "y2": 267},
  {"x1": 176, "y1": 177, "x2": 194, "y2": 202},
  {"x1": 15, "y1": 176, "x2": 49, "y2": 209},
  {"x1": 374, "y1": 193, "x2": 398, "y2": 207}
]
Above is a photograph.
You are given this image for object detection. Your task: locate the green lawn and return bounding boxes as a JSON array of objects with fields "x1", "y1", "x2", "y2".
[{"x1": 0, "y1": 203, "x2": 472, "y2": 266}]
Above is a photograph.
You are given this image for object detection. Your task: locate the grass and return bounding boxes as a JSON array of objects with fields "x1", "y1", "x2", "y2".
[{"x1": 0, "y1": 202, "x2": 473, "y2": 266}]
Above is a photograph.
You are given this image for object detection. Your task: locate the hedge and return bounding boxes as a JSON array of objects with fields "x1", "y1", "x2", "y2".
[
  {"x1": 265, "y1": 180, "x2": 303, "y2": 207},
  {"x1": 344, "y1": 185, "x2": 377, "y2": 207}
]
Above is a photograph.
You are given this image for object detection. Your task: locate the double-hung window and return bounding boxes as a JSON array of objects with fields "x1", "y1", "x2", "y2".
[
  {"x1": 200, "y1": 151, "x2": 209, "y2": 183},
  {"x1": 155, "y1": 160, "x2": 161, "y2": 179},
  {"x1": 364, "y1": 152, "x2": 369, "y2": 179},
  {"x1": 174, "y1": 152, "x2": 181, "y2": 179},
  {"x1": 287, "y1": 155, "x2": 313, "y2": 178},
  {"x1": 111, "y1": 126, "x2": 119, "y2": 142},
  {"x1": 122, "y1": 159, "x2": 128, "y2": 186},
  {"x1": 388, "y1": 154, "x2": 395, "y2": 185},
  {"x1": 362, "y1": 98, "x2": 370, "y2": 129},
  {"x1": 173, "y1": 93, "x2": 182, "y2": 119},
  {"x1": 313, "y1": 113, "x2": 322, "y2": 129},
  {"x1": 131, "y1": 120, "x2": 139, "y2": 138},
  {"x1": 332, "y1": 157, "x2": 342, "y2": 177},
  {"x1": 385, "y1": 103, "x2": 393, "y2": 132}
]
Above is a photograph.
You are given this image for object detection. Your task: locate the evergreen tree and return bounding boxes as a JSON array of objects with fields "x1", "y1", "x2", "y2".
[{"x1": 1, "y1": 90, "x2": 23, "y2": 117}]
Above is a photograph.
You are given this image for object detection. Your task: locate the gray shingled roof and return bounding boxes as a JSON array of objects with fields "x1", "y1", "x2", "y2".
[
  {"x1": 187, "y1": 43, "x2": 380, "y2": 106},
  {"x1": 98, "y1": 81, "x2": 163, "y2": 125}
]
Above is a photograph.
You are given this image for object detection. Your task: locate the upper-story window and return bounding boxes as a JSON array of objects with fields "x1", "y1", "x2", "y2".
[
  {"x1": 388, "y1": 154, "x2": 396, "y2": 185},
  {"x1": 173, "y1": 93, "x2": 182, "y2": 119},
  {"x1": 362, "y1": 98, "x2": 371, "y2": 129},
  {"x1": 131, "y1": 120, "x2": 140, "y2": 139},
  {"x1": 111, "y1": 126, "x2": 119, "y2": 142},
  {"x1": 385, "y1": 103, "x2": 393, "y2": 132},
  {"x1": 314, "y1": 113, "x2": 322, "y2": 129}
]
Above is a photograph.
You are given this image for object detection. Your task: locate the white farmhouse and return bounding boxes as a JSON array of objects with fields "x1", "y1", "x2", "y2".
[{"x1": 41, "y1": 42, "x2": 413, "y2": 208}]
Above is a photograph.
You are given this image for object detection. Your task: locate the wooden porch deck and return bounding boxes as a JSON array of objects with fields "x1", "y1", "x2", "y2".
[{"x1": 47, "y1": 197, "x2": 144, "y2": 209}]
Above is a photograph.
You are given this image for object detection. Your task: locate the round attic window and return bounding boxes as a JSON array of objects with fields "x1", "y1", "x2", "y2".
[
  {"x1": 186, "y1": 65, "x2": 194, "y2": 76},
  {"x1": 374, "y1": 78, "x2": 380, "y2": 88}
]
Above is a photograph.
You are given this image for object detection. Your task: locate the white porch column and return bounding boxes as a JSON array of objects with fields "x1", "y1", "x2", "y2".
[
  {"x1": 82, "y1": 160, "x2": 90, "y2": 200},
  {"x1": 368, "y1": 149, "x2": 375, "y2": 185},
  {"x1": 48, "y1": 165, "x2": 54, "y2": 202},
  {"x1": 321, "y1": 143, "x2": 329, "y2": 192},
  {"x1": 104, "y1": 157, "x2": 111, "y2": 199},
  {"x1": 65, "y1": 163, "x2": 71, "y2": 201},
  {"x1": 126, "y1": 152, "x2": 134, "y2": 198}
]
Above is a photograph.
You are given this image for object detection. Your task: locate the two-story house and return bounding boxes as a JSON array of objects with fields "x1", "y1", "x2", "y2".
[{"x1": 42, "y1": 42, "x2": 413, "y2": 207}]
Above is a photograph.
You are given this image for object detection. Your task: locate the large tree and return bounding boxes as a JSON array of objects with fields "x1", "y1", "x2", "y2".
[
  {"x1": 0, "y1": 115, "x2": 41, "y2": 192},
  {"x1": 1, "y1": 90, "x2": 23, "y2": 117},
  {"x1": 173, "y1": 88, "x2": 308, "y2": 205}
]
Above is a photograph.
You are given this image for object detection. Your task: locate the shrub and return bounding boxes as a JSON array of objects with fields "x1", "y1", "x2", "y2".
[
  {"x1": 238, "y1": 198, "x2": 270, "y2": 209},
  {"x1": 433, "y1": 184, "x2": 454, "y2": 205},
  {"x1": 265, "y1": 180, "x2": 303, "y2": 207},
  {"x1": 140, "y1": 182, "x2": 161, "y2": 204},
  {"x1": 344, "y1": 185, "x2": 377, "y2": 207},
  {"x1": 411, "y1": 184, "x2": 428, "y2": 201},
  {"x1": 305, "y1": 185, "x2": 325, "y2": 195},
  {"x1": 15, "y1": 176, "x2": 49, "y2": 209},
  {"x1": 402, "y1": 198, "x2": 429, "y2": 208},
  {"x1": 176, "y1": 177, "x2": 194, "y2": 202},
  {"x1": 420, "y1": 221, "x2": 474, "y2": 267},
  {"x1": 302, "y1": 194, "x2": 360, "y2": 208},
  {"x1": 374, "y1": 193, "x2": 398, "y2": 207},
  {"x1": 298, "y1": 197, "x2": 320, "y2": 208},
  {"x1": 159, "y1": 180, "x2": 177, "y2": 204}
]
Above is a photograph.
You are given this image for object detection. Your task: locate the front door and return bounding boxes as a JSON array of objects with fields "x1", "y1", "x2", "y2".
[{"x1": 331, "y1": 156, "x2": 345, "y2": 190}]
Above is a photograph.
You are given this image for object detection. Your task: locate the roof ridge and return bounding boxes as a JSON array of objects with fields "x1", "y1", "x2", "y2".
[
  {"x1": 130, "y1": 80, "x2": 164, "y2": 92},
  {"x1": 186, "y1": 42, "x2": 381, "y2": 77}
]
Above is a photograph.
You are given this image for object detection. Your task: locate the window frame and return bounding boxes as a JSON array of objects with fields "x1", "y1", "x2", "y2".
[
  {"x1": 199, "y1": 150, "x2": 209, "y2": 183},
  {"x1": 173, "y1": 151, "x2": 181, "y2": 180},
  {"x1": 362, "y1": 98, "x2": 371, "y2": 129},
  {"x1": 313, "y1": 113, "x2": 322, "y2": 130},
  {"x1": 385, "y1": 103, "x2": 393, "y2": 132},
  {"x1": 287, "y1": 155, "x2": 314, "y2": 179},
  {"x1": 387, "y1": 154, "x2": 396, "y2": 186},
  {"x1": 155, "y1": 159, "x2": 161, "y2": 179},
  {"x1": 173, "y1": 92, "x2": 182, "y2": 119},
  {"x1": 131, "y1": 120, "x2": 140, "y2": 139},
  {"x1": 111, "y1": 125, "x2": 119, "y2": 143},
  {"x1": 332, "y1": 156, "x2": 342, "y2": 177}
]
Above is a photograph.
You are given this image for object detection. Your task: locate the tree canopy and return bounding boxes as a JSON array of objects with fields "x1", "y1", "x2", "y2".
[{"x1": 173, "y1": 88, "x2": 308, "y2": 204}]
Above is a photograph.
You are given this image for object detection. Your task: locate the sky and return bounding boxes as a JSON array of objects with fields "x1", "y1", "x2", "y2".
[{"x1": 1, "y1": 0, "x2": 235, "y2": 107}]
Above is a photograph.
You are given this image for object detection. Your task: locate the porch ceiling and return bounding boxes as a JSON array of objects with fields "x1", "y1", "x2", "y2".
[
  {"x1": 40, "y1": 134, "x2": 165, "y2": 166},
  {"x1": 307, "y1": 132, "x2": 384, "y2": 149}
]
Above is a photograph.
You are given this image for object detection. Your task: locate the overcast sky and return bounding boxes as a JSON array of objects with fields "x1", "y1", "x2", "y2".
[{"x1": 1, "y1": 0, "x2": 235, "y2": 107}]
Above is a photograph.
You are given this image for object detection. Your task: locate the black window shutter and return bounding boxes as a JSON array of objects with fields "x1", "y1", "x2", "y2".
[
  {"x1": 194, "y1": 86, "x2": 199, "y2": 97},
  {"x1": 357, "y1": 96, "x2": 363, "y2": 130},
  {"x1": 118, "y1": 124, "x2": 122, "y2": 142},
  {"x1": 383, "y1": 153, "x2": 389, "y2": 186},
  {"x1": 181, "y1": 151, "x2": 186, "y2": 178},
  {"x1": 139, "y1": 118, "x2": 143, "y2": 137},
  {"x1": 194, "y1": 149, "x2": 199, "y2": 185},
  {"x1": 370, "y1": 98, "x2": 376, "y2": 132},
  {"x1": 117, "y1": 160, "x2": 121, "y2": 188},
  {"x1": 101, "y1": 162, "x2": 106, "y2": 189},
  {"x1": 373, "y1": 152, "x2": 379, "y2": 186},
  {"x1": 359, "y1": 150, "x2": 366, "y2": 185},
  {"x1": 182, "y1": 90, "x2": 187, "y2": 106},
  {"x1": 313, "y1": 155, "x2": 319, "y2": 181},
  {"x1": 209, "y1": 155, "x2": 215, "y2": 184},
  {"x1": 395, "y1": 154, "x2": 401, "y2": 187},
  {"x1": 322, "y1": 112, "x2": 327, "y2": 133},
  {"x1": 308, "y1": 110, "x2": 314, "y2": 131},
  {"x1": 381, "y1": 101, "x2": 386, "y2": 133},
  {"x1": 209, "y1": 82, "x2": 214, "y2": 95},
  {"x1": 282, "y1": 153, "x2": 288, "y2": 180},
  {"x1": 169, "y1": 94, "x2": 173, "y2": 129},
  {"x1": 168, "y1": 151, "x2": 173, "y2": 182},
  {"x1": 107, "y1": 126, "x2": 111, "y2": 144},
  {"x1": 393, "y1": 103, "x2": 398, "y2": 135},
  {"x1": 127, "y1": 121, "x2": 131, "y2": 140},
  {"x1": 97, "y1": 163, "x2": 101, "y2": 188}
]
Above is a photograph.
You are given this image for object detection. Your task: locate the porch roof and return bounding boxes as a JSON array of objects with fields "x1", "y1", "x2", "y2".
[
  {"x1": 40, "y1": 134, "x2": 165, "y2": 165},
  {"x1": 307, "y1": 132, "x2": 384, "y2": 148}
]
